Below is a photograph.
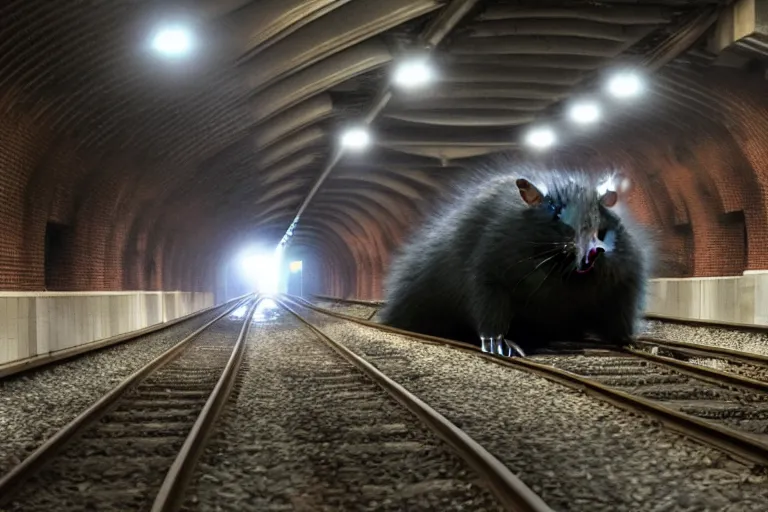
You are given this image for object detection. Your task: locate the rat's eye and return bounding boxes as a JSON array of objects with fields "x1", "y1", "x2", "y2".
[{"x1": 548, "y1": 201, "x2": 564, "y2": 220}]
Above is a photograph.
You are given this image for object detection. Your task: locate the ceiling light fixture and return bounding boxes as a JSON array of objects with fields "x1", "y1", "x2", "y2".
[
  {"x1": 340, "y1": 127, "x2": 371, "y2": 151},
  {"x1": 525, "y1": 127, "x2": 556, "y2": 149},
  {"x1": 568, "y1": 101, "x2": 601, "y2": 124},
  {"x1": 392, "y1": 59, "x2": 434, "y2": 89},
  {"x1": 151, "y1": 26, "x2": 194, "y2": 57},
  {"x1": 606, "y1": 71, "x2": 643, "y2": 98}
]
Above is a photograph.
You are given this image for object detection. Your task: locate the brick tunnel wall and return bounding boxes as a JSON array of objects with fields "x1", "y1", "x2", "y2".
[
  {"x1": 302, "y1": 67, "x2": 768, "y2": 300},
  {"x1": 0, "y1": 90, "x2": 218, "y2": 293},
  {"x1": 3, "y1": 64, "x2": 768, "y2": 297}
]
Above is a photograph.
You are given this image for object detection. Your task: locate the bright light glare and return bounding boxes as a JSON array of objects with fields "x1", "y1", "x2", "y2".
[
  {"x1": 607, "y1": 71, "x2": 643, "y2": 98},
  {"x1": 289, "y1": 260, "x2": 303, "y2": 273},
  {"x1": 340, "y1": 127, "x2": 371, "y2": 151},
  {"x1": 393, "y1": 59, "x2": 434, "y2": 89},
  {"x1": 253, "y1": 298, "x2": 279, "y2": 322},
  {"x1": 239, "y1": 251, "x2": 281, "y2": 294},
  {"x1": 524, "y1": 127, "x2": 556, "y2": 149},
  {"x1": 230, "y1": 305, "x2": 249, "y2": 319},
  {"x1": 568, "y1": 101, "x2": 601, "y2": 124},
  {"x1": 151, "y1": 26, "x2": 193, "y2": 57}
]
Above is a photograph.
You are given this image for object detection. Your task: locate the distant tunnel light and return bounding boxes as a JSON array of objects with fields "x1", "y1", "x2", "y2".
[
  {"x1": 239, "y1": 250, "x2": 281, "y2": 294},
  {"x1": 607, "y1": 71, "x2": 643, "y2": 99},
  {"x1": 524, "y1": 127, "x2": 556, "y2": 149},
  {"x1": 393, "y1": 59, "x2": 434, "y2": 89},
  {"x1": 340, "y1": 127, "x2": 371, "y2": 151},
  {"x1": 568, "y1": 101, "x2": 601, "y2": 124},
  {"x1": 151, "y1": 26, "x2": 194, "y2": 57},
  {"x1": 289, "y1": 260, "x2": 303, "y2": 273}
]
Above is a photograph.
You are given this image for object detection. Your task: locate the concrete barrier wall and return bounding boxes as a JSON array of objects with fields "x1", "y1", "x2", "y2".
[
  {"x1": 647, "y1": 272, "x2": 768, "y2": 326},
  {"x1": 0, "y1": 291, "x2": 214, "y2": 366}
]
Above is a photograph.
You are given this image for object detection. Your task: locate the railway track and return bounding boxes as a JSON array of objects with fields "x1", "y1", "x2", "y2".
[
  {"x1": 176, "y1": 298, "x2": 553, "y2": 511},
  {"x1": 290, "y1": 294, "x2": 768, "y2": 469},
  {"x1": 1, "y1": 293, "x2": 553, "y2": 511},
  {"x1": 6, "y1": 290, "x2": 767, "y2": 510},
  {"x1": 0, "y1": 296, "x2": 258, "y2": 511},
  {"x1": 275, "y1": 298, "x2": 551, "y2": 511}
]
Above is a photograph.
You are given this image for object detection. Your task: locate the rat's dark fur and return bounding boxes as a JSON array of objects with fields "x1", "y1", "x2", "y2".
[{"x1": 379, "y1": 170, "x2": 654, "y2": 354}]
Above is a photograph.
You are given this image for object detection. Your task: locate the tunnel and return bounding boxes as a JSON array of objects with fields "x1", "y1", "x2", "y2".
[
  {"x1": 1, "y1": 0, "x2": 767, "y2": 312},
  {"x1": 3, "y1": 1, "x2": 768, "y2": 511}
]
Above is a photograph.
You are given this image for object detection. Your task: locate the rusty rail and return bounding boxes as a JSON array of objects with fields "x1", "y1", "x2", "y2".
[
  {"x1": 636, "y1": 335, "x2": 768, "y2": 367},
  {"x1": 645, "y1": 313, "x2": 768, "y2": 334},
  {"x1": 284, "y1": 295, "x2": 768, "y2": 467},
  {"x1": 276, "y1": 296, "x2": 554, "y2": 512},
  {"x1": 310, "y1": 293, "x2": 386, "y2": 307},
  {"x1": 627, "y1": 345, "x2": 768, "y2": 394}
]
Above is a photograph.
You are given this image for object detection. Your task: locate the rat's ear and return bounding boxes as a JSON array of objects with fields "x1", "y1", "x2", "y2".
[
  {"x1": 599, "y1": 172, "x2": 629, "y2": 208},
  {"x1": 516, "y1": 178, "x2": 544, "y2": 206}
]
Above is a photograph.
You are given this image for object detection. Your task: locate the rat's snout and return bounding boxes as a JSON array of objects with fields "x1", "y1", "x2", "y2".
[{"x1": 574, "y1": 230, "x2": 605, "y2": 274}]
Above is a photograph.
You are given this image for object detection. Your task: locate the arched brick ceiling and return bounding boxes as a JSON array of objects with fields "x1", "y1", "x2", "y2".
[{"x1": 2, "y1": 0, "x2": 764, "y2": 299}]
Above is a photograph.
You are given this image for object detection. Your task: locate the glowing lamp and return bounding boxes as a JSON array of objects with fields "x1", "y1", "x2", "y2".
[
  {"x1": 151, "y1": 26, "x2": 194, "y2": 57},
  {"x1": 393, "y1": 59, "x2": 434, "y2": 89},
  {"x1": 568, "y1": 101, "x2": 601, "y2": 124},
  {"x1": 340, "y1": 127, "x2": 371, "y2": 151},
  {"x1": 607, "y1": 71, "x2": 643, "y2": 98},
  {"x1": 524, "y1": 127, "x2": 556, "y2": 149}
]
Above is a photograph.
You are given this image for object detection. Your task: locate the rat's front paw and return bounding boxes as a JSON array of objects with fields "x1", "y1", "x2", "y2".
[{"x1": 480, "y1": 335, "x2": 526, "y2": 357}]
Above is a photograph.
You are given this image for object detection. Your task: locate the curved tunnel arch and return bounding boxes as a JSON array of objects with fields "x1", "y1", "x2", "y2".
[{"x1": 2, "y1": 1, "x2": 768, "y2": 301}]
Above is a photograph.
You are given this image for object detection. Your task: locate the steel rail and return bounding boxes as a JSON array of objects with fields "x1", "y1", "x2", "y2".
[
  {"x1": 276, "y1": 297, "x2": 553, "y2": 512},
  {"x1": 0, "y1": 295, "x2": 254, "y2": 504},
  {"x1": 283, "y1": 295, "x2": 768, "y2": 467},
  {"x1": 625, "y1": 347, "x2": 768, "y2": 395},
  {"x1": 150, "y1": 297, "x2": 260, "y2": 512},
  {"x1": 0, "y1": 293, "x2": 251, "y2": 379},
  {"x1": 310, "y1": 293, "x2": 386, "y2": 307},
  {"x1": 645, "y1": 312, "x2": 768, "y2": 334},
  {"x1": 636, "y1": 335, "x2": 768, "y2": 367}
]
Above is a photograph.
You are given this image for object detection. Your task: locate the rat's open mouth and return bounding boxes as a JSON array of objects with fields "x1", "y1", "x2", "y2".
[{"x1": 576, "y1": 247, "x2": 604, "y2": 274}]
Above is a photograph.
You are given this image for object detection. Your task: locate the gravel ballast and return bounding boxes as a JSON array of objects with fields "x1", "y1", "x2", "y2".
[
  {"x1": 5, "y1": 316, "x2": 246, "y2": 511},
  {"x1": 182, "y1": 309, "x2": 505, "y2": 511},
  {"x1": 0, "y1": 303, "x2": 228, "y2": 477},
  {"x1": 298, "y1": 306, "x2": 768, "y2": 512},
  {"x1": 644, "y1": 320, "x2": 768, "y2": 358}
]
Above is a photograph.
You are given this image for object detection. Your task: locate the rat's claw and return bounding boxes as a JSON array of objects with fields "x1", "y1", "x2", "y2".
[
  {"x1": 480, "y1": 336, "x2": 493, "y2": 353},
  {"x1": 492, "y1": 335, "x2": 505, "y2": 356},
  {"x1": 480, "y1": 335, "x2": 525, "y2": 357},
  {"x1": 503, "y1": 338, "x2": 526, "y2": 357}
]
